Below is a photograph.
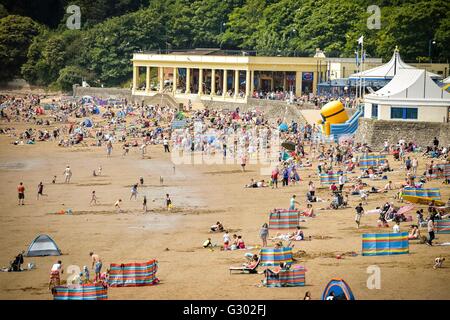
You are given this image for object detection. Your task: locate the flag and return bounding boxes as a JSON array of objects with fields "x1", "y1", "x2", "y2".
[
  {"x1": 355, "y1": 51, "x2": 360, "y2": 67},
  {"x1": 357, "y1": 35, "x2": 364, "y2": 45}
]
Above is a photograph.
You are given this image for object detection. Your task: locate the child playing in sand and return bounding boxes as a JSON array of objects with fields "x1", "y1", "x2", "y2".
[
  {"x1": 355, "y1": 203, "x2": 364, "y2": 228},
  {"x1": 114, "y1": 199, "x2": 122, "y2": 213},
  {"x1": 166, "y1": 194, "x2": 172, "y2": 211},
  {"x1": 143, "y1": 196, "x2": 147, "y2": 213},
  {"x1": 90, "y1": 191, "x2": 97, "y2": 205}
]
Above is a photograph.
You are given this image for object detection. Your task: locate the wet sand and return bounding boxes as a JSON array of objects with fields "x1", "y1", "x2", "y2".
[{"x1": 0, "y1": 122, "x2": 449, "y2": 300}]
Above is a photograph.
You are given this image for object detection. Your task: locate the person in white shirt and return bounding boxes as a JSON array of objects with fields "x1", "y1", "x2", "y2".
[
  {"x1": 338, "y1": 174, "x2": 345, "y2": 191},
  {"x1": 64, "y1": 165, "x2": 72, "y2": 183},
  {"x1": 393, "y1": 221, "x2": 400, "y2": 233}
]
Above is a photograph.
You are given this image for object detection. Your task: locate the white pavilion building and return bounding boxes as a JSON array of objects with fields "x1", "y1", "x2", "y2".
[{"x1": 363, "y1": 68, "x2": 450, "y2": 123}]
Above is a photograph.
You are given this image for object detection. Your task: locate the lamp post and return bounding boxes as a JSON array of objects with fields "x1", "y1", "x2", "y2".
[
  {"x1": 219, "y1": 22, "x2": 226, "y2": 49},
  {"x1": 428, "y1": 39, "x2": 436, "y2": 63}
]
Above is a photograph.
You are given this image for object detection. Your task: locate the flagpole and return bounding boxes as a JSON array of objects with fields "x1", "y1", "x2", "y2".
[
  {"x1": 355, "y1": 50, "x2": 359, "y2": 99},
  {"x1": 362, "y1": 49, "x2": 366, "y2": 99},
  {"x1": 361, "y1": 44, "x2": 365, "y2": 99}
]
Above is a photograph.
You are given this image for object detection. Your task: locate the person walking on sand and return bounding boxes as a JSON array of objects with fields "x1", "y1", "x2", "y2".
[
  {"x1": 90, "y1": 252, "x2": 102, "y2": 282},
  {"x1": 143, "y1": 195, "x2": 147, "y2": 213},
  {"x1": 427, "y1": 216, "x2": 435, "y2": 246},
  {"x1": 166, "y1": 193, "x2": 172, "y2": 211},
  {"x1": 289, "y1": 195, "x2": 300, "y2": 210},
  {"x1": 130, "y1": 184, "x2": 138, "y2": 200},
  {"x1": 260, "y1": 223, "x2": 269, "y2": 247},
  {"x1": 163, "y1": 137, "x2": 170, "y2": 153},
  {"x1": 17, "y1": 182, "x2": 25, "y2": 205},
  {"x1": 355, "y1": 203, "x2": 364, "y2": 228},
  {"x1": 37, "y1": 182, "x2": 47, "y2": 199},
  {"x1": 63, "y1": 165, "x2": 72, "y2": 183},
  {"x1": 114, "y1": 199, "x2": 122, "y2": 213},
  {"x1": 106, "y1": 139, "x2": 113, "y2": 157},
  {"x1": 240, "y1": 153, "x2": 247, "y2": 172},
  {"x1": 90, "y1": 191, "x2": 97, "y2": 205}
]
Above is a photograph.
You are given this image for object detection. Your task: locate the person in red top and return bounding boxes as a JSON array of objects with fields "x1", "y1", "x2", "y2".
[{"x1": 17, "y1": 182, "x2": 25, "y2": 205}]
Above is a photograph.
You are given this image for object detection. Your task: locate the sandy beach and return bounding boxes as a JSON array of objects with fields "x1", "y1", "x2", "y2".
[{"x1": 0, "y1": 101, "x2": 449, "y2": 300}]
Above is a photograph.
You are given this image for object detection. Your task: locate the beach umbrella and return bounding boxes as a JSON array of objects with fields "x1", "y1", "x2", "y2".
[
  {"x1": 281, "y1": 141, "x2": 296, "y2": 151},
  {"x1": 278, "y1": 123, "x2": 289, "y2": 132}
]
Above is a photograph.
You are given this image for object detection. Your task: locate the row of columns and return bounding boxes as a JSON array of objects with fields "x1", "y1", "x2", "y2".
[{"x1": 133, "y1": 65, "x2": 316, "y2": 96}]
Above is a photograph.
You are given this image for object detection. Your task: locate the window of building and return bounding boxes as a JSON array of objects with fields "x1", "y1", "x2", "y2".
[
  {"x1": 391, "y1": 107, "x2": 418, "y2": 120},
  {"x1": 371, "y1": 104, "x2": 378, "y2": 119}
]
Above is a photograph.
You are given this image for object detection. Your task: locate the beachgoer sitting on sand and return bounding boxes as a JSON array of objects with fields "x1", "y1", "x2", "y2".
[
  {"x1": 383, "y1": 181, "x2": 394, "y2": 192},
  {"x1": 9, "y1": 251, "x2": 25, "y2": 272},
  {"x1": 210, "y1": 221, "x2": 224, "y2": 232},
  {"x1": 237, "y1": 236, "x2": 246, "y2": 249},
  {"x1": 230, "y1": 234, "x2": 238, "y2": 250},
  {"x1": 304, "y1": 204, "x2": 315, "y2": 217},
  {"x1": 408, "y1": 225, "x2": 420, "y2": 240},
  {"x1": 203, "y1": 238, "x2": 213, "y2": 248}
]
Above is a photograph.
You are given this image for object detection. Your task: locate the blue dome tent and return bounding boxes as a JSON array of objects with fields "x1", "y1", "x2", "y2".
[
  {"x1": 278, "y1": 123, "x2": 289, "y2": 132},
  {"x1": 83, "y1": 118, "x2": 93, "y2": 127},
  {"x1": 92, "y1": 106, "x2": 100, "y2": 114},
  {"x1": 322, "y1": 278, "x2": 355, "y2": 300}
]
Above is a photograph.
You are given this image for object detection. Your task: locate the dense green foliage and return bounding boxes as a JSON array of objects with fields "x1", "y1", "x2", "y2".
[
  {"x1": 0, "y1": 0, "x2": 448, "y2": 91},
  {"x1": 0, "y1": 15, "x2": 41, "y2": 82}
]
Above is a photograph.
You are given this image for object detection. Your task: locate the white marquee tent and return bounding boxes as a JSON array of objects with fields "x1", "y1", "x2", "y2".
[{"x1": 350, "y1": 48, "x2": 442, "y2": 81}]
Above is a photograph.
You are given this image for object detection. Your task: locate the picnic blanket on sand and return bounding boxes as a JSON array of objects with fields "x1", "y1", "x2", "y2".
[
  {"x1": 260, "y1": 247, "x2": 293, "y2": 266},
  {"x1": 53, "y1": 284, "x2": 107, "y2": 300},
  {"x1": 265, "y1": 266, "x2": 305, "y2": 287},
  {"x1": 108, "y1": 260, "x2": 159, "y2": 287},
  {"x1": 402, "y1": 187, "x2": 441, "y2": 200},
  {"x1": 269, "y1": 209, "x2": 300, "y2": 230},
  {"x1": 435, "y1": 219, "x2": 450, "y2": 234},
  {"x1": 362, "y1": 232, "x2": 409, "y2": 256}
]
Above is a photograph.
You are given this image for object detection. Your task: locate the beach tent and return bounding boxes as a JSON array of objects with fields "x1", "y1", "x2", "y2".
[
  {"x1": 264, "y1": 266, "x2": 306, "y2": 287},
  {"x1": 92, "y1": 106, "x2": 100, "y2": 114},
  {"x1": 83, "y1": 118, "x2": 93, "y2": 127},
  {"x1": 25, "y1": 234, "x2": 62, "y2": 257},
  {"x1": 350, "y1": 48, "x2": 442, "y2": 81},
  {"x1": 435, "y1": 219, "x2": 450, "y2": 234},
  {"x1": 108, "y1": 260, "x2": 159, "y2": 287},
  {"x1": 322, "y1": 279, "x2": 355, "y2": 300},
  {"x1": 53, "y1": 284, "x2": 107, "y2": 300},
  {"x1": 362, "y1": 232, "x2": 409, "y2": 256},
  {"x1": 278, "y1": 123, "x2": 289, "y2": 132},
  {"x1": 268, "y1": 209, "x2": 300, "y2": 230},
  {"x1": 260, "y1": 247, "x2": 293, "y2": 266}
]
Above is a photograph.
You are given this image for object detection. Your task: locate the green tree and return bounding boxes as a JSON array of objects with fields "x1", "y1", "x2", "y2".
[
  {"x1": 221, "y1": 0, "x2": 268, "y2": 49},
  {"x1": 56, "y1": 65, "x2": 93, "y2": 92},
  {"x1": 0, "y1": 15, "x2": 41, "y2": 82}
]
